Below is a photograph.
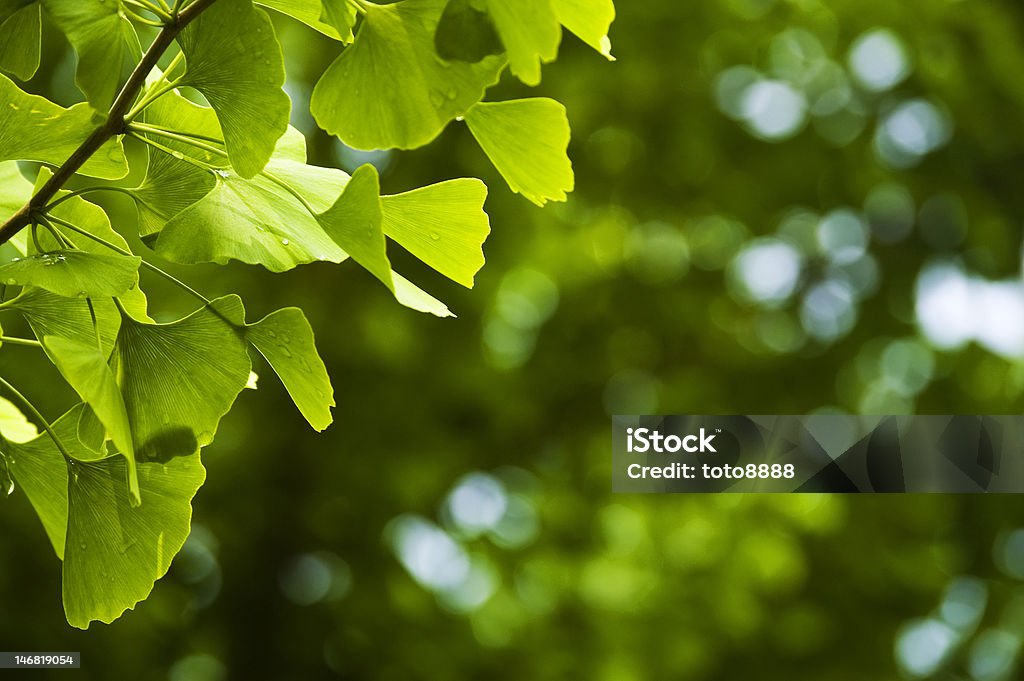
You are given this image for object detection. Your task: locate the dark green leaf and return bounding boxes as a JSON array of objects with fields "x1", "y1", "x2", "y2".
[{"x1": 0, "y1": 2, "x2": 41, "y2": 81}]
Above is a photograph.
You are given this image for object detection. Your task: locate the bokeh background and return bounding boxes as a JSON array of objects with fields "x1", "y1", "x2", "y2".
[{"x1": 4, "y1": 0, "x2": 1024, "y2": 679}]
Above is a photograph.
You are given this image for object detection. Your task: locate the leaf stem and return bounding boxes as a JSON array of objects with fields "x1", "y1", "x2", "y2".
[
  {"x1": 129, "y1": 132, "x2": 219, "y2": 174},
  {"x1": 0, "y1": 336, "x2": 42, "y2": 348},
  {"x1": 41, "y1": 214, "x2": 213, "y2": 306},
  {"x1": 0, "y1": 0, "x2": 220, "y2": 248},
  {"x1": 0, "y1": 376, "x2": 74, "y2": 463}
]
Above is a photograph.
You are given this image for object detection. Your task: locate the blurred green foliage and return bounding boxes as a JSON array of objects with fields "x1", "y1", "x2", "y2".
[{"x1": 4, "y1": 0, "x2": 1024, "y2": 679}]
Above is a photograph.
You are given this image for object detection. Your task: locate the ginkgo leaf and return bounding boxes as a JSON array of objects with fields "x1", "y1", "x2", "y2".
[
  {"x1": 317, "y1": 164, "x2": 393, "y2": 290},
  {"x1": 551, "y1": 0, "x2": 615, "y2": 60},
  {"x1": 0, "y1": 2, "x2": 41, "y2": 81},
  {"x1": 311, "y1": 0, "x2": 505, "y2": 150},
  {"x1": 178, "y1": 0, "x2": 291, "y2": 178},
  {"x1": 464, "y1": 98, "x2": 574, "y2": 206},
  {"x1": 0, "y1": 408, "x2": 78, "y2": 555},
  {"x1": 320, "y1": 0, "x2": 357, "y2": 43},
  {"x1": 484, "y1": 0, "x2": 560, "y2": 86},
  {"x1": 392, "y1": 271, "x2": 454, "y2": 318},
  {"x1": 0, "y1": 251, "x2": 141, "y2": 299},
  {"x1": 0, "y1": 74, "x2": 129, "y2": 180},
  {"x1": 151, "y1": 127, "x2": 351, "y2": 272},
  {"x1": 43, "y1": 335, "x2": 141, "y2": 507},
  {"x1": 62, "y1": 449, "x2": 205, "y2": 629},
  {"x1": 133, "y1": 92, "x2": 220, "y2": 239},
  {"x1": 434, "y1": 0, "x2": 503, "y2": 63},
  {"x1": 0, "y1": 396, "x2": 38, "y2": 443},
  {"x1": 1, "y1": 289, "x2": 121, "y2": 357},
  {"x1": 382, "y1": 179, "x2": 490, "y2": 288},
  {"x1": 113, "y1": 296, "x2": 251, "y2": 462},
  {"x1": 245, "y1": 308, "x2": 335, "y2": 431},
  {"x1": 0, "y1": 161, "x2": 31, "y2": 259},
  {"x1": 40, "y1": 0, "x2": 139, "y2": 110},
  {"x1": 256, "y1": 0, "x2": 352, "y2": 42}
]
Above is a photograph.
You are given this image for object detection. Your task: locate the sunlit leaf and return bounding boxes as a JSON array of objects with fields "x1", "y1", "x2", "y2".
[
  {"x1": 0, "y1": 2, "x2": 41, "y2": 81},
  {"x1": 43, "y1": 335, "x2": 141, "y2": 506},
  {"x1": 551, "y1": 0, "x2": 615, "y2": 60},
  {"x1": 320, "y1": 0, "x2": 357, "y2": 43},
  {"x1": 382, "y1": 178, "x2": 490, "y2": 288},
  {"x1": 1, "y1": 288, "x2": 121, "y2": 357},
  {"x1": 464, "y1": 98, "x2": 573, "y2": 206},
  {"x1": 0, "y1": 251, "x2": 141, "y2": 299},
  {"x1": 40, "y1": 0, "x2": 139, "y2": 110},
  {"x1": 0, "y1": 74, "x2": 129, "y2": 180},
  {"x1": 62, "y1": 449, "x2": 205, "y2": 629},
  {"x1": 0, "y1": 161, "x2": 31, "y2": 258},
  {"x1": 311, "y1": 0, "x2": 504, "y2": 150},
  {"x1": 317, "y1": 164, "x2": 393, "y2": 290},
  {"x1": 392, "y1": 271, "x2": 454, "y2": 318},
  {"x1": 0, "y1": 395, "x2": 38, "y2": 443},
  {"x1": 245, "y1": 308, "x2": 334, "y2": 431},
  {"x1": 113, "y1": 296, "x2": 250, "y2": 462},
  {"x1": 484, "y1": 0, "x2": 560, "y2": 86},
  {"x1": 152, "y1": 131, "x2": 351, "y2": 272},
  {"x1": 257, "y1": 0, "x2": 352, "y2": 42},
  {"x1": 178, "y1": 0, "x2": 291, "y2": 178}
]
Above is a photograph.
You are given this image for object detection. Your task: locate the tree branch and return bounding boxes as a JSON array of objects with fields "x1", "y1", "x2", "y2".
[{"x1": 0, "y1": 0, "x2": 219, "y2": 247}]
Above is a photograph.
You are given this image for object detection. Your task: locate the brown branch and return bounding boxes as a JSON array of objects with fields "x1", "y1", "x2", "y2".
[{"x1": 0, "y1": 0, "x2": 219, "y2": 247}]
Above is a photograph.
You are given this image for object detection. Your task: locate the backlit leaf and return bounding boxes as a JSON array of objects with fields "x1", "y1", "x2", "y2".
[
  {"x1": 257, "y1": 0, "x2": 352, "y2": 42},
  {"x1": 311, "y1": 0, "x2": 504, "y2": 150},
  {"x1": 464, "y1": 98, "x2": 574, "y2": 206},
  {"x1": 178, "y1": 0, "x2": 291, "y2": 178},
  {"x1": 0, "y1": 396, "x2": 38, "y2": 444},
  {"x1": 2, "y1": 288, "x2": 121, "y2": 357},
  {"x1": 0, "y1": 2, "x2": 41, "y2": 81},
  {"x1": 0, "y1": 251, "x2": 141, "y2": 299},
  {"x1": 317, "y1": 164, "x2": 393, "y2": 290},
  {"x1": 0, "y1": 74, "x2": 129, "y2": 180},
  {"x1": 320, "y1": 0, "x2": 357, "y2": 43},
  {"x1": 484, "y1": 0, "x2": 560, "y2": 86},
  {"x1": 551, "y1": 0, "x2": 615, "y2": 60},
  {"x1": 40, "y1": 0, "x2": 139, "y2": 110},
  {"x1": 382, "y1": 178, "x2": 490, "y2": 288}
]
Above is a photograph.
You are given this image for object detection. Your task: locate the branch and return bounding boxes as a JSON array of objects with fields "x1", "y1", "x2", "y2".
[{"x1": 0, "y1": 0, "x2": 219, "y2": 247}]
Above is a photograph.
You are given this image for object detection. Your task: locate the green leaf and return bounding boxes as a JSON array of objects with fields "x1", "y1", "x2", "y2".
[
  {"x1": 320, "y1": 0, "x2": 357, "y2": 43},
  {"x1": 484, "y1": 0, "x2": 560, "y2": 86},
  {"x1": 310, "y1": 0, "x2": 505, "y2": 150},
  {"x1": 0, "y1": 395, "x2": 38, "y2": 443},
  {"x1": 256, "y1": 0, "x2": 352, "y2": 42},
  {"x1": 551, "y1": 0, "x2": 615, "y2": 60},
  {"x1": 42, "y1": 335, "x2": 141, "y2": 507},
  {"x1": 62, "y1": 449, "x2": 205, "y2": 628},
  {"x1": 2, "y1": 404, "x2": 206, "y2": 628},
  {"x1": 245, "y1": 308, "x2": 335, "y2": 431},
  {"x1": 114, "y1": 296, "x2": 251, "y2": 462},
  {"x1": 0, "y1": 74, "x2": 129, "y2": 180},
  {"x1": 0, "y1": 251, "x2": 141, "y2": 299},
  {"x1": 133, "y1": 92, "x2": 219, "y2": 240},
  {"x1": 152, "y1": 132, "x2": 351, "y2": 272},
  {"x1": 464, "y1": 98, "x2": 574, "y2": 206},
  {"x1": 178, "y1": 0, "x2": 291, "y2": 178},
  {"x1": 382, "y1": 178, "x2": 490, "y2": 288},
  {"x1": 317, "y1": 164, "x2": 393, "y2": 290},
  {"x1": 0, "y1": 2, "x2": 41, "y2": 81},
  {"x1": 392, "y1": 271, "x2": 454, "y2": 318},
  {"x1": 434, "y1": 0, "x2": 503, "y2": 63},
  {"x1": 0, "y1": 161, "x2": 32, "y2": 258},
  {"x1": 40, "y1": 0, "x2": 138, "y2": 110},
  {"x1": 2, "y1": 288, "x2": 122, "y2": 357}
]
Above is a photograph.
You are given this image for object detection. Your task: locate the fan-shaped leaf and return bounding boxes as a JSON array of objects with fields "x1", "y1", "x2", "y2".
[
  {"x1": 552, "y1": 0, "x2": 615, "y2": 59},
  {"x1": 0, "y1": 2, "x2": 41, "y2": 81},
  {"x1": 310, "y1": 0, "x2": 504, "y2": 150},
  {"x1": 0, "y1": 396, "x2": 38, "y2": 444},
  {"x1": 40, "y1": 0, "x2": 138, "y2": 110},
  {"x1": 317, "y1": 164, "x2": 393, "y2": 290},
  {"x1": 256, "y1": 0, "x2": 353, "y2": 42},
  {"x1": 178, "y1": 0, "x2": 291, "y2": 178},
  {"x1": 382, "y1": 178, "x2": 490, "y2": 288},
  {"x1": 113, "y1": 296, "x2": 250, "y2": 462},
  {"x1": 0, "y1": 251, "x2": 141, "y2": 299},
  {"x1": 464, "y1": 98, "x2": 573, "y2": 206},
  {"x1": 0, "y1": 74, "x2": 128, "y2": 180},
  {"x1": 245, "y1": 308, "x2": 334, "y2": 431},
  {"x1": 484, "y1": 0, "x2": 560, "y2": 86},
  {"x1": 2, "y1": 289, "x2": 121, "y2": 357}
]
